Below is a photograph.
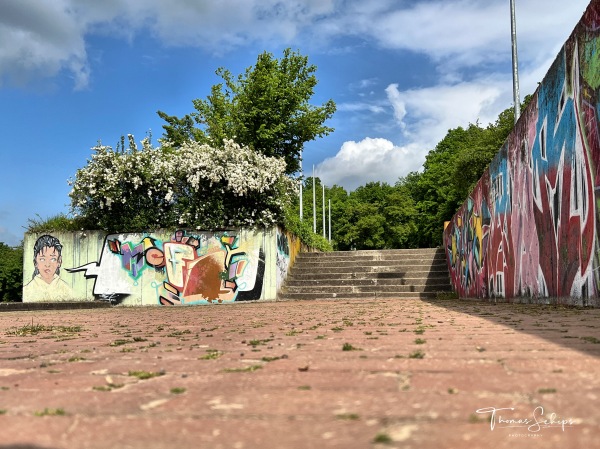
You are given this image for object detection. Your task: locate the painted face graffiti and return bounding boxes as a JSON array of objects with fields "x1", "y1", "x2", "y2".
[{"x1": 35, "y1": 247, "x2": 61, "y2": 284}]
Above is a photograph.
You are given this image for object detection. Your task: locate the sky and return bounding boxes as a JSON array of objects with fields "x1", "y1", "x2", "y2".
[{"x1": 0, "y1": 0, "x2": 592, "y2": 246}]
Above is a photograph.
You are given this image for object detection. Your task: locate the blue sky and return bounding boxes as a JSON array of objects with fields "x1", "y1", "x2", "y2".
[{"x1": 0, "y1": 0, "x2": 591, "y2": 246}]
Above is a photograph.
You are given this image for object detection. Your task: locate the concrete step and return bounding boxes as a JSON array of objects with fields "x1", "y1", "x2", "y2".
[
  {"x1": 278, "y1": 247, "x2": 452, "y2": 301},
  {"x1": 287, "y1": 270, "x2": 449, "y2": 280},
  {"x1": 285, "y1": 278, "x2": 451, "y2": 287},
  {"x1": 283, "y1": 284, "x2": 451, "y2": 294},
  {"x1": 277, "y1": 291, "x2": 444, "y2": 300}
]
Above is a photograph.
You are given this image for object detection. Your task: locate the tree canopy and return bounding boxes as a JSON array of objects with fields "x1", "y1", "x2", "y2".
[
  {"x1": 158, "y1": 48, "x2": 336, "y2": 175},
  {"x1": 0, "y1": 242, "x2": 23, "y2": 302}
]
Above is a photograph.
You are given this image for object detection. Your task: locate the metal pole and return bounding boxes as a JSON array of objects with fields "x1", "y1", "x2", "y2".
[
  {"x1": 328, "y1": 199, "x2": 331, "y2": 242},
  {"x1": 312, "y1": 165, "x2": 316, "y2": 233},
  {"x1": 299, "y1": 183, "x2": 303, "y2": 222},
  {"x1": 322, "y1": 184, "x2": 326, "y2": 238},
  {"x1": 510, "y1": 0, "x2": 521, "y2": 124}
]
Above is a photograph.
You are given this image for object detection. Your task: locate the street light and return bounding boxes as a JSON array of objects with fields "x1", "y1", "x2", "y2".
[{"x1": 510, "y1": 0, "x2": 521, "y2": 124}]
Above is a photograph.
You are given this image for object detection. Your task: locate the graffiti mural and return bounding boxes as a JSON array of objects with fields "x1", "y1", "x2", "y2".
[
  {"x1": 444, "y1": 0, "x2": 600, "y2": 303},
  {"x1": 276, "y1": 230, "x2": 291, "y2": 290},
  {"x1": 66, "y1": 230, "x2": 265, "y2": 305}
]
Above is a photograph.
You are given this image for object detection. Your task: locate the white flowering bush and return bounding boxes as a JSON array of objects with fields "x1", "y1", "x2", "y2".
[{"x1": 68, "y1": 137, "x2": 296, "y2": 231}]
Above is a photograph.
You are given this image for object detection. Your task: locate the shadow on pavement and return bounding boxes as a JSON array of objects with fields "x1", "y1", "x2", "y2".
[
  {"x1": 421, "y1": 297, "x2": 600, "y2": 358},
  {"x1": 0, "y1": 446, "x2": 56, "y2": 449}
]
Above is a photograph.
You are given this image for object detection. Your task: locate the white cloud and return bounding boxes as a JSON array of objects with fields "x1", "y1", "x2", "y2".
[
  {"x1": 319, "y1": 78, "x2": 510, "y2": 189},
  {"x1": 0, "y1": 0, "x2": 88, "y2": 89},
  {"x1": 0, "y1": 0, "x2": 590, "y2": 90},
  {"x1": 317, "y1": 137, "x2": 423, "y2": 190}
]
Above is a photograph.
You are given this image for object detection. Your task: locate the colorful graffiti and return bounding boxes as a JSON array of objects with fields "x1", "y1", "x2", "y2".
[
  {"x1": 67, "y1": 230, "x2": 265, "y2": 305},
  {"x1": 445, "y1": 0, "x2": 600, "y2": 303},
  {"x1": 276, "y1": 230, "x2": 291, "y2": 290}
]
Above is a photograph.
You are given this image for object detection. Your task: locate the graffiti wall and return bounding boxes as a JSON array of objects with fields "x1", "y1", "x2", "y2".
[
  {"x1": 444, "y1": 0, "x2": 600, "y2": 305},
  {"x1": 22, "y1": 228, "x2": 290, "y2": 305},
  {"x1": 275, "y1": 228, "x2": 305, "y2": 291}
]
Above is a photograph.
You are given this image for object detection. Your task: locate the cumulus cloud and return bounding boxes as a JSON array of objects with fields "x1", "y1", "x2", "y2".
[
  {"x1": 317, "y1": 137, "x2": 424, "y2": 190},
  {"x1": 0, "y1": 0, "x2": 338, "y2": 89},
  {"x1": 0, "y1": 1, "x2": 88, "y2": 89},
  {"x1": 318, "y1": 78, "x2": 510, "y2": 189},
  {"x1": 0, "y1": 0, "x2": 589, "y2": 90}
]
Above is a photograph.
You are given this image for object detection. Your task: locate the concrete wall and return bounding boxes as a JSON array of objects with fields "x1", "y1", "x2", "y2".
[
  {"x1": 443, "y1": 0, "x2": 600, "y2": 305},
  {"x1": 23, "y1": 227, "x2": 300, "y2": 305}
]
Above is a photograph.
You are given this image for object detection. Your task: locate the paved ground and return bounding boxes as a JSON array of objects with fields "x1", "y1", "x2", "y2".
[{"x1": 0, "y1": 298, "x2": 598, "y2": 449}]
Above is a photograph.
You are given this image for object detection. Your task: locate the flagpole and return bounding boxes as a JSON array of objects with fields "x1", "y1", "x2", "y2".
[{"x1": 510, "y1": 0, "x2": 521, "y2": 123}]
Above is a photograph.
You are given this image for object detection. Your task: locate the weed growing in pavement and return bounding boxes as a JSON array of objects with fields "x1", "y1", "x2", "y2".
[
  {"x1": 408, "y1": 350, "x2": 425, "y2": 359},
  {"x1": 468, "y1": 413, "x2": 488, "y2": 424},
  {"x1": 199, "y1": 349, "x2": 223, "y2": 360},
  {"x1": 581, "y1": 336, "x2": 600, "y2": 344},
  {"x1": 34, "y1": 408, "x2": 66, "y2": 417},
  {"x1": 336, "y1": 413, "x2": 360, "y2": 420},
  {"x1": 223, "y1": 365, "x2": 262, "y2": 373},
  {"x1": 7, "y1": 323, "x2": 82, "y2": 337},
  {"x1": 109, "y1": 339, "x2": 133, "y2": 347},
  {"x1": 373, "y1": 433, "x2": 393, "y2": 444},
  {"x1": 128, "y1": 370, "x2": 165, "y2": 380}
]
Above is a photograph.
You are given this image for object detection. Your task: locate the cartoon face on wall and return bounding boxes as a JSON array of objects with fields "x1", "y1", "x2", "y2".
[{"x1": 23, "y1": 234, "x2": 74, "y2": 301}]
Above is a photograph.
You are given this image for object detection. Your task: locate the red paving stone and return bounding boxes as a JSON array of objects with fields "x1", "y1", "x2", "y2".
[{"x1": 0, "y1": 298, "x2": 599, "y2": 449}]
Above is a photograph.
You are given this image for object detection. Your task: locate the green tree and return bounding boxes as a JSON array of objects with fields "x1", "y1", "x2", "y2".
[
  {"x1": 158, "y1": 48, "x2": 336, "y2": 174},
  {"x1": 0, "y1": 242, "x2": 23, "y2": 302}
]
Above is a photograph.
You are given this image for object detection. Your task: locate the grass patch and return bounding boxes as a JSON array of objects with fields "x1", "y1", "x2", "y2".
[
  {"x1": 414, "y1": 338, "x2": 426, "y2": 345},
  {"x1": 261, "y1": 356, "x2": 281, "y2": 362},
  {"x1": 199, "y1": 349, "x2": 223, "y2": 360},
  {"x1": 67, "y1": 356, "x2": 85, "y2": 363},
  {"x1": 223, "y1": 365, "x2": 262, "y2": 373},
  {"x1": 7, "y1": 324, "x2": 82, "y2": 337},
  {"x1": 128, "y1": 370, "x2": 165, "y2": 380},
  {"x1": 538, "y1": 388, "x2": 557, "y2": 394},
  {"x1": 247, "y1": 339, "x2": 272, "y2": 347},
  {"x1": 336, "y1": 413, "x2": 360, "y2": 420},
  {"x1": 468, "y1": 413, "x2": 488, "y2": 423},
  {"x1": 170, "y1": 387, "x2": 186, "y2": 395},
  {"x1": 342, "y1": 343, "x2": 360, "y2": 351},
  {"x1": 373, "y1": 432, "x2": 393, "y2": 444},
  {"x1": 581, "y1": 336, "x2": 600, "y2": 344},
  {"x1": 408, "y1": 350, "x2": 425, "y2": 359},
  {"x1": 109, "y1": 339, "x2": 133, "y2": 347},
  {"x1": 34, "y1": 408, "x2": 66, "y2": 417}
]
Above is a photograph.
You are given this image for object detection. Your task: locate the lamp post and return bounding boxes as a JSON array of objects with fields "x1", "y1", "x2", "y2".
[
  {"x1": 322, "y1": 184, "x2": 326, "y2": 238},
  {"x1": 312, "y1": 165, "x2": 316, "y2": 233},
  {"x1": 510, "y1": 0, "x2": 521, "y2": 124}
]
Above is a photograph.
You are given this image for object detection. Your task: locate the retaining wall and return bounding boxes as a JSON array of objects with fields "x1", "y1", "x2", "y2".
[
  {"x1": 23, "y1": 227, "x2": 304, "y2": 305},
  {"x1": 443, "y1": 0, "x2": 600, "y2": 305}
]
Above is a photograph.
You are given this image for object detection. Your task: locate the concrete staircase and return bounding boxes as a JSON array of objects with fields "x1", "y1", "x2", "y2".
[{"x1": 278, "y1": 248, "x2": 452, "y2": 300}]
